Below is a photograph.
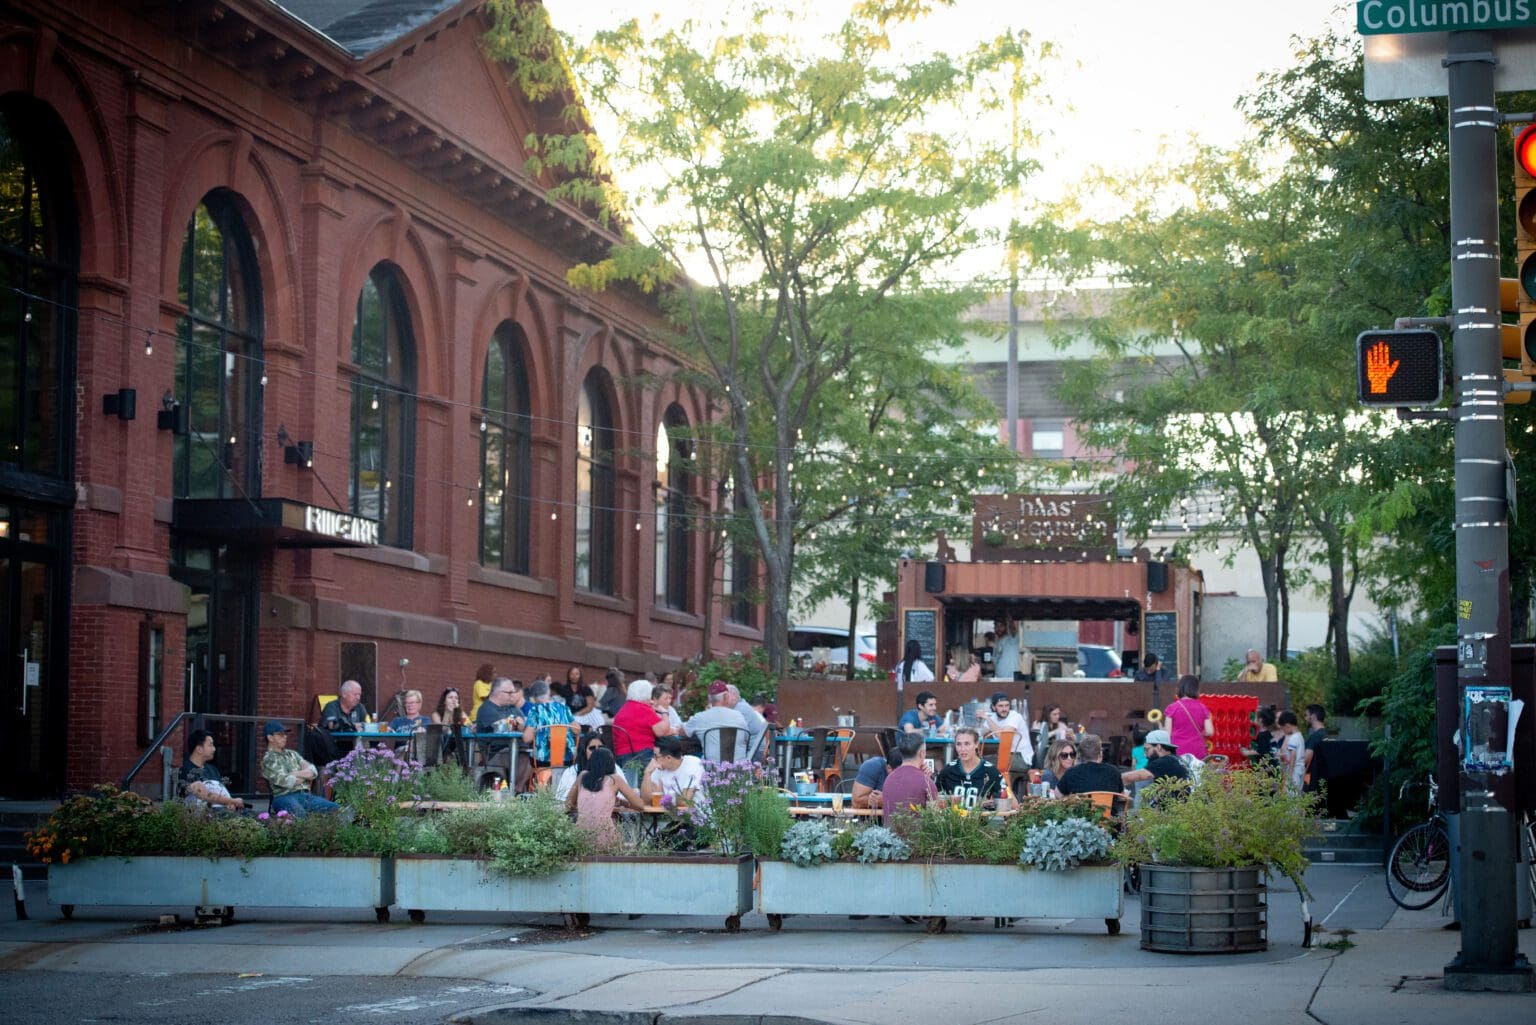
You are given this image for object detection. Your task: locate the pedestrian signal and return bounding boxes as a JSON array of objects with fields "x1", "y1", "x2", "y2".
[{"x1": 1356, "y1": 329, "x2": 1443, "y2": 407}]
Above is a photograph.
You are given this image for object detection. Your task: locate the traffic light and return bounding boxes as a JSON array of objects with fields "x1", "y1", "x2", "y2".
[
  {"x1": 1356, "y1": 328, "x2": 1443, "y2": 407},
  {"x1": 1516, "y1": 125, "x2": 1536, "y2": 372},
  {"x1": 1503, "y1": 277, "x2": 1532, "y2": 405}
]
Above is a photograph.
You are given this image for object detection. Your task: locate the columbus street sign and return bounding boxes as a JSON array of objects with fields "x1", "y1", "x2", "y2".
[{"x1": 1358, "y1": 0, "x2": 1536, "y2": 35}]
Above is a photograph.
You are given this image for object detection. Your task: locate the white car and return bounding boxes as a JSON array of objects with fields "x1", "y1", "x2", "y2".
[{"x1": 788, "y1": 625, "x2": 878, "y2": 668}]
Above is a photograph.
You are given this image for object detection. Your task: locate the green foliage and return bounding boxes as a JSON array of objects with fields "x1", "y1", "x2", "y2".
[
  {"x1": 688, "y1": 763, "x2": 773, "y2": 854},
  {"x1": 1359, "y1": 620, "x2": 1454, "y2": 828},
  {"x1": 1271, "y1": 649, "x2": 1332, "y2": 717},
  {"x1": 26, "y1": 785, "x2": 154, "y2": 864},
  {"x1": 326, "y1": 745, "x2": 424, "y2": 832},
  {"x1": 418, "y1": 764, "x2": 486, "y2": 804},
  {"x1": 1115, "y1": 768, "x2": 1321, "y2": 896},
  {"x1": 740, "y1": 786, "x2": 794, "y2": 858},
  {"x1": 830, "y1": 826, "x2": 859, "y2": 861},
  {"x1": 780, "y1": 820, "x2": 836, "y2": 867},
  {"x1": 485, "y1": 791, "x2": 592, "y2": 877},
  {"x1": 1019, "y1": 818, "x2": 1111, "y2": 871},
  {"x1": 851, "y1": 825, "x2": 910, "y2": 863},
  {"x1": 686, "y1": 648, "x2": 776, "y2": 714}
]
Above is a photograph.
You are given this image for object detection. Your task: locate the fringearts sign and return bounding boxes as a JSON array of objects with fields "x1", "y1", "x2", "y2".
[{"x1": 972, "y1": 494, "x2": 1115, "y2": 551}]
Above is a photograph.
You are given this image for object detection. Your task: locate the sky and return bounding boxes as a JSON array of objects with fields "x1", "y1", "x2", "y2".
[{"x1": 550, "y1": 0, "x2": 1358, "y2": 200}]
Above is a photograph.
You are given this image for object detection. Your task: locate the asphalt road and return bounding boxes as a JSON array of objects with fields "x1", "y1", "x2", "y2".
[{"x1": 0, "y1": 971, "x2": 528, "y2": 1025}]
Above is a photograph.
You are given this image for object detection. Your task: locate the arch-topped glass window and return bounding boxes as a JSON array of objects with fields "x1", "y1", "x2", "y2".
[
  {"x1": 174, "y1": 194, "x2": 262, "y2": 499},
  {"x1": 654, "y1": 406, "x2": 692, "y2": 611},
  {"x1": 721, "y1": 476, "x2": 755, "y2": 626},
  {"x1": 350, "y1": 266, "x2": 415, "y2": 548},
  {"x1": 480, "y1": 325, "x2": 530, "y2": 573},
  {"x1": 575, "y1": 371, "x2": 614, "y2": 594},
  {"x1": 0, "y1": 96, "x2": 77, "y2": 483}
]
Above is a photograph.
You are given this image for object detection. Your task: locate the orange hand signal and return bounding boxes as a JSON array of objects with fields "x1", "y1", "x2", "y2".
[{"x1": 1365, "y1": 340, "x2": 1400, "y2": 395}]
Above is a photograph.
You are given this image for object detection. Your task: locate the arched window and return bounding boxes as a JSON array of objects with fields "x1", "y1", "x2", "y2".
[
  {"x1": 0, "y1": 96, "x2": 77, "y2": 483},
  {"x1": 174, "y1": 194, "x2": 262, "y2": 499},
  {"x1": 575, "y1": 371, "x2": 614, "y2": 594},
  {"x1": 480, "y1": 325, "x2": 530, "y2": 573},
  {"x1": 350, "y1": 266, "x2": 415, "y2": 548},
  {"x1": 720, "y1": 476, "x2": 755, "y2": 626},
  {"x1": 654, "y1": 406, "x2": 692, "y2": 610}
]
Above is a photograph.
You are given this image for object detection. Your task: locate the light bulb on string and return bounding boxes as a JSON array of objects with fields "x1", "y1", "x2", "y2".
[{"x1": 144, "y1": 330, "x2": 154, "y2": 356}]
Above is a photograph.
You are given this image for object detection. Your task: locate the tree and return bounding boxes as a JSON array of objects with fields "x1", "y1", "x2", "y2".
[{"x1": 486, "y1": 0, "x2": 1043, "y2": 676}]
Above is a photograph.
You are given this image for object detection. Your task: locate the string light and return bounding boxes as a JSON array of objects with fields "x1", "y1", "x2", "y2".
[{"x1": 144, "y1": 329, "x2": 153, "y2": 356}]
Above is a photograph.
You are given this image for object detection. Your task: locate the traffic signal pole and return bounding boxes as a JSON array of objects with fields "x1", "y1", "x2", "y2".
[{"x1": 1444, "y1": 28, "x2": 1534, "y2": 992}]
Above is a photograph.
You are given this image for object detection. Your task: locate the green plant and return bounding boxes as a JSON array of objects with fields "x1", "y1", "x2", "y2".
[
  {"x1": 898, "y1": 804, "x2": 1018, "y2": 864},
  {"x1": 1115, "y1": 768, "x2": 1322, "y2": 897},
  {"x1": 26, "y1": 785, "x2": 155, "y2": 863},
  {"x1": 688, "y1": 761, "x2": 772, "y2": 854},
  {"x1": 327, "y1": 745, "x2": 425, "y2": 831},
  {"x1": 485, "y1": 791, "x2": 591, "y2": 877},
  {"x1": 684, "y1": 647, "x2": 776, "y2": 714},
  {"x1": 418, "y1": 764, "x2": 485, "y2": 803},
  {"x1": 398, "y1": 818, "x2": 453, "y2": 855},
  {"x1": 1019, "y1": 818, "x2": 1111, "y2": 871},
  {"x1": 740, "y1": 786, "x2": 793, "y2": 858},
  {"x1": 780, "y1": 820, "x2": 835, "y2": 867},
  {"x1": 851, "y1": 826, "x2": 910, "y2": 863},
  {"x1": 830, "y1": 827, "x2": 858, "y2": 860}
]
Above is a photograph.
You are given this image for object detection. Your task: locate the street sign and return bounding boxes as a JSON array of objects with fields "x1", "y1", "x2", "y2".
[
  {"x1": 1363, "y1": 29, "x2": 1536, "y2": 99},
  {"x1": 1358, "y1": 1, "x2": 1536, "y2": 35},
  {"x1": 1356, "y1": 328, "x2": 1444, "y2": 406}
]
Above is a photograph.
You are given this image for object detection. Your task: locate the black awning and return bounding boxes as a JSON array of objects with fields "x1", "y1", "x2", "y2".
[
  {"x1": 933, "y1": 595, "x2": 1144, "y2": 621},
  {"x1": 172, "y1": 498, "x2": 379, "y2": 548}
]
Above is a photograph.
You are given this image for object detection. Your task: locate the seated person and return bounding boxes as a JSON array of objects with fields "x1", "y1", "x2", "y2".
[
  {"x1": 1039, "y1": 737, "x2": 1076, "y2": 794},
  {"x1": 937, "y1": 727, "x2": 1015, "y2": 812},
  {"x1": 564, "y1": 747, "x2": 645, "y2": 848},
  {"x1": 979, "y1": 692, "x2": 1033, "y2": 769},
  {"x1": 851, "y1": 750, "x2": 901, "y2": 810},
  {"x1": 475, "y1": 677, "x2": 530, "y2": 789},
  {"x1": 521, "y1": 679, "x2": 577, "y2": 774},
  {"x1": 1055, "y1": 733, "x2": 1125, "y2": 796},
  {"x1": 897, "y1": 691, "x2": 945, "y2": 734},
  {"x1": 1122, "y1": 729, "x2": 1190, "y2": 787},
  {"x1": 640, "y1": 735, "x2": 704, "y2": 805},
  {"x1": 178, "y1": 729, "x2": 245, "y2": 814},
  {"x1": 259, "y1": 720, "x2": 340, "y2": 817},
  {"x1": 881, "y1": 732, "x2": 938, "y2": 824},
  {"x1": 555, "y1": 731, "x2": 607, "y2": 801},
  {"x1": 388, "y1": 689, "x2": 432, "y2": 732},
  {"x1": 307, "y1": 678, "x2": 370, "y2": 766},
  {"x1": 683, "y1": 682, "x2": 749, "y2": 761}
]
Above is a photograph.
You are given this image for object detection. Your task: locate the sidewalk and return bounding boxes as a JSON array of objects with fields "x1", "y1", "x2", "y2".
[{"x1": 0, "y1": 869, "x2": 1529, "y2": 1025}]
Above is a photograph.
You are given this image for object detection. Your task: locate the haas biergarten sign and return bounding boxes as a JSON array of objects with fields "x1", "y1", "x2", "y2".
[{"x1": 971, "y1": 494, "x2": 1115, "y2": 555}]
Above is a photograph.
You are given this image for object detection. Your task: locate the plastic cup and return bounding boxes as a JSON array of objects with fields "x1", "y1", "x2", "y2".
[{"x1": 830, "y1": 792, "x2": 844, "y2": 812}]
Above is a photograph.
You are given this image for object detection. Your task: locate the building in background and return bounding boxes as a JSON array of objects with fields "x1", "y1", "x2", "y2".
[{"x1": 0, "y1": 0, "x2": 756, "y2": 797}]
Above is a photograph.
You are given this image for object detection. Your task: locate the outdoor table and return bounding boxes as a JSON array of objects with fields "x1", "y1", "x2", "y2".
[
  {"x1": 340, "y1": 730, "x2": 519, "y2": 780},
  {"x1": 788, "y1": 805, "x2": 881, "y2": 818},
  {"x1": 771, "y1": 731, "x2": 817, "y2": 788}
]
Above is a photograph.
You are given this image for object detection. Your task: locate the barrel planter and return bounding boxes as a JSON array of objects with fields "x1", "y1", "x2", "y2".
[
  {"x1": 1139, "y1": 864, "x2": 1267, "y2": 953},
  {"x1": 756, "y1": 860, "x2": 1124, "y2": 934},
  {"x1": 393, "y1": 854, "x2": 756, "y2": 930},
  {"x1": 47, "y1": 856, "x2": 394, "y2": 922}
]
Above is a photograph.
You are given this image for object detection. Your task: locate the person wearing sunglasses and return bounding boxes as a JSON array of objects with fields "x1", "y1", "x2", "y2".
[{"x1": 1039, "y1": 738, "x2": 1077, "y2": 796}]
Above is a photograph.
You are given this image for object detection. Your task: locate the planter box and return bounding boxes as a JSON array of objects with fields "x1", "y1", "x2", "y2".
[
  {"x1": 1140, "y1": 864, "x2": 1267, "y2": 953},
  {"x1": 394, "y1": 855, "x2": 755, "y2": 929},
  {"x1": 48, "y1": 856, "x2": 393, "y2": 921},
  {"x1": 757, "y1": 860, "x2": 1123, "y2": 933}
]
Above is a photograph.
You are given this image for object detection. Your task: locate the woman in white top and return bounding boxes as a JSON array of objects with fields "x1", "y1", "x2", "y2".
[{"x1": 895, "y1": 639, "x2": 935, "y2": 685}]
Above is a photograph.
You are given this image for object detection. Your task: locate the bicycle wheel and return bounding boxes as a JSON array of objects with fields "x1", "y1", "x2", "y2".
[{"x1": 1387, "y1": 821, "x2": 1452, "y2": 910}]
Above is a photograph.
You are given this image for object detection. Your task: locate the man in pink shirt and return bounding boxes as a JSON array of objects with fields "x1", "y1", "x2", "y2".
[{"x1": 881, "y1": 732, "x2": 938, "y2": 824}]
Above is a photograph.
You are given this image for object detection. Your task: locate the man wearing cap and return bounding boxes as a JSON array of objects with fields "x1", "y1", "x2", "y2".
[
  {"x1": 683, "y1": 681, "x2": 749, "y2": 762},
  {"x1": 260, "y1": 720, "x2": 341, "y2": 817},
  {"x1": 1121, "y1": 729, "x2": 1190, "y2": 786}
]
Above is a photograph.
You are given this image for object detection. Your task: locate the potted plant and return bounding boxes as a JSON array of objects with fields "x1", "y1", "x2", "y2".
[
  {"x1": 38, "y1": 784, "x2": 397, "y2": 922},
  {"x1": 1115, "y1": 768, "x2": 1321, "y2": 953},
  {"x1": 756, "y1": 798, "x2": 1123, "y2": 933}
]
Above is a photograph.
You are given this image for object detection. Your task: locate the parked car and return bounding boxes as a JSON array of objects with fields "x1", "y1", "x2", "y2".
[
  {"x1": 1075, "y1": 644, "x2": 1124, "y2": 678},
  {"x1": 788, "y1": 625, "x2": 878, "y2": 668}
]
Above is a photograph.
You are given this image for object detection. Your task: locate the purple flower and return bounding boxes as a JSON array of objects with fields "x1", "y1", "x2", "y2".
[{"x1": 258, "y1": 812, "x2": 270, "y2": 821}]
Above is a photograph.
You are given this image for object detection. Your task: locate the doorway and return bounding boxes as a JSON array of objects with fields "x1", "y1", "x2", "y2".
[
  {"x1": 0, "y1": 503, "x2": 67, "y2": 797},
  {"x1": 174, "y1": 542, "x2": 259, "y2": 788}
]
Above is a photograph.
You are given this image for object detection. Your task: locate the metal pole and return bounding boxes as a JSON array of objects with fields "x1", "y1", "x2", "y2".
[{"x1": 1444, "y1": 29, "x2": 1534, "y2": 992}]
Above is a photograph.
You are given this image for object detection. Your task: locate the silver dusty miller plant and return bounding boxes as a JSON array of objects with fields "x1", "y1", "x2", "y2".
[{"x1": 1019, "y1": 818, "x2": 1111, "y2": 871}]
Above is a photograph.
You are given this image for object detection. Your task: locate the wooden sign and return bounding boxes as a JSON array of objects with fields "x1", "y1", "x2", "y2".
[{"x1": 972, "y1": 494, "x2": 1115, "y2": 551}]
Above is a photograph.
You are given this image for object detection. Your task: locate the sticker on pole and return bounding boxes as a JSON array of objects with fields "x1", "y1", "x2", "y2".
[
  {"x1": 1463, "y1": 685, "x2": 1515, "y2": 775},
  {"x1": 1356, "y1": 328, "x2": 1443, "y2": 407}
]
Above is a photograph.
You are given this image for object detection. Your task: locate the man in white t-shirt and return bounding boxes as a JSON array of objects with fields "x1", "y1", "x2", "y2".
[
  {"x1": 641, "y1": 735, "x2": 704, "y2": 803},
  {"x1": 979, "y1": 692, "x2": 1033, "y2": 769}
]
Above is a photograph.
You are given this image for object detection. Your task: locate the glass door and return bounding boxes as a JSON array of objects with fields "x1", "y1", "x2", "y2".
[
  {"x1": 0, "y1": 547, "x2": 62, "y2": 797},
  {"x1": 174, "y1": 542, "x2": 257, "y2": 789}
]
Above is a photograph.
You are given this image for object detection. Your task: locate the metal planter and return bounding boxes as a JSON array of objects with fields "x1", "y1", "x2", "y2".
[
  {"x1": 47, "y1": 856, "x2": 394, "y2": 921},
  {"x1": 756, "y1": 860, "x2": 1124, "y2": 933},
  {"x1": 1139, "y1": 864, "x2": 1267, "y2": 953},
  {"x1": 393, "y1": 855, "x2": 755, "y2": 930}
]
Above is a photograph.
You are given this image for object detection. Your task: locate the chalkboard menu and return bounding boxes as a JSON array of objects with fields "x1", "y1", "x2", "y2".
[
  {"x1": 1142, "y1": 611, "x2": 1177, "y2": 675},
  {"x1": 902, "y1": 609, "x2": 938, "y2": 675}
]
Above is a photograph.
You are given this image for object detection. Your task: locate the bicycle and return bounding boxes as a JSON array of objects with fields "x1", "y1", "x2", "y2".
[{"x1": 1386, "y1": 775, "x2": 1452, "y2": 911}]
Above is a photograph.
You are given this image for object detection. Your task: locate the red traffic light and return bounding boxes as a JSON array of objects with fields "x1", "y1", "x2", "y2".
[{"x1": 1518, "y1": 125, "x2": 1536, "y2": 180}]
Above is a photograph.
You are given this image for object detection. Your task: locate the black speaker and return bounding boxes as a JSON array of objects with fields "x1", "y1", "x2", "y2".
[
  {"x1": 924, "y1": 561, "x2": 946, "y2": 593},
  {"x1": 1147, "y1": 561, "x2": 1169, "y2": 593}
]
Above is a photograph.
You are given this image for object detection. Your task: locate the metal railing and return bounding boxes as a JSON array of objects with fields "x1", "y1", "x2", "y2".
[{"x1": 119, "y1": 713, "x2": 308, "y2": 801}]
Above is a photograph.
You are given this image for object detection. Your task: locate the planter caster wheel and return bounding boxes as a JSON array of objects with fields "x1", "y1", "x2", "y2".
[
  {"x1": 374, "y1": 906, "x2": 390, "y2": 924},
  {"x1": 408, "y1": 909, "x2": 426, "y2": 924},
  {"x1": 724, "y1": 914, "x2": 741, "y2": 933},
  {"x1": 562, "y1": 912, "x2": 590, "y2": 930},
  {"x1": 60, "y1": 905, "x2": 74, "y2": 920},
  {"x1": 1105, "y1": 917, "x2": 1121, "y2": 936},
  {"x1": 924, "y1": 916, "x2": 948, "y2": 934},
  {"x1": 767, "y1": 914, "x2": 784, "y2": 932},
  {"x1": 222, "y1": 908, "x2": 236, "y2": 926}
]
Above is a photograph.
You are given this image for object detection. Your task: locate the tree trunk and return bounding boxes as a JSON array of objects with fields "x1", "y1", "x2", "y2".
[
  {"x1": 1276, "y1": 542, "x2": 1291, "y2": 661},
  {"x1": 845, "y1": 579, "x2": 862, "y2": 681}
]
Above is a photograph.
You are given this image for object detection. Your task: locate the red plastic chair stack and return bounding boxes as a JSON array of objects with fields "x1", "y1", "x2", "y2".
[{"x1": 1202, "y1": 694, "x2": 1259, "y2": 767}]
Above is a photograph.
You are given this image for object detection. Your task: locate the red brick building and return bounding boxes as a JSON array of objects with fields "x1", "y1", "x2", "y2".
[{"x1": 0, "y1": 0, "x2": 759, "y2": 797}]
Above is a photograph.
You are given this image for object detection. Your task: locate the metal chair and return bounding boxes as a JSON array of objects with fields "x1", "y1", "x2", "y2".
[
  {"x1": 834, "y1": 776, "x2": 857, "y2": 795},
  {"x1": 877, "y1": 727, "x2": 900, "y2": 759},
  {"x1": 406, "y1": 723, "x2": 445, "y2": 767},
  {"x1": 529, "y1": 723, "x2": 577, "y2": 790},
  {"x1": 692, "y1": 725, "x2": 747, "y2": 764},
  {"x1": 817, "y1": 728, "x2": 856, "y2": 789}
]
